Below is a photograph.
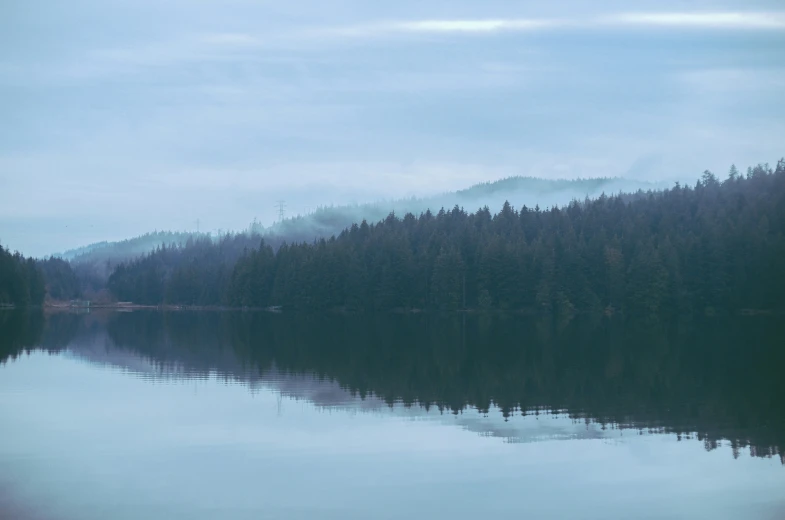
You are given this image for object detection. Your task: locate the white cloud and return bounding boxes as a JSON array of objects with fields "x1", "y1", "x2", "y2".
[
  {"x1": 602, "y1": 12, "x2": 785, "y2": 29},
  {"x1": 314, "y1": 18, "x2": 562, "y2": 38},
  {"x1": 325, "y1": 12, "x2": 785, "y2": 38},
  {"x1": 393, "y1": 19, "x2": 560, "y2": 33}
]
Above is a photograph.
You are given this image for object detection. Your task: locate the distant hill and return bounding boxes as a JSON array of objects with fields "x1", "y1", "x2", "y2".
[
  {"x1": 60, "y1": 176, "x2": 664, "y2": 284},
  {"x1": 60, "y1": 231, "x2": 202, "y2": 263},
  {"x1": 251, "y1": 176, "x2": 664, "y2": 246},
  {"x1": 59, "y1": 231, "x2": 205, "y2": 291}
]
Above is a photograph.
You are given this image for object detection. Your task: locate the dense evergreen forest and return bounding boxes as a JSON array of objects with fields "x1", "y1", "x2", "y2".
[
  {"x1": 61, "y1": 231, "x2": 205, "y2": 290},
  {"x1": 59, "y1": 176, "x2": 657, "y2": 286},
  {"x1": 36, "y1": 257, "x2": 82, "y2": 300},
  {"x1": 249, "y1": 176, "x2": 661, "y2": 247},
  {"x1": 3, "y1": 163, "x2": 783, "y2": 312},
  {"x1": 107, "y1": 233, "x2": 263, "y2": 304},
  {"x1": 107, "y1": 161, "x2": 785, "y2": 315},
  {"x1": 0, "y1": 244, "x2": 46, "y2": 306},
  {"x1": 0, "y1": 247, "x2": 84, "y2": 306}
]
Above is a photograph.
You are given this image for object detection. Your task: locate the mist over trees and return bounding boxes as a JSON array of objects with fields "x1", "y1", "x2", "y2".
[
  {"x1": 248, "y1": 176, "x2": 663, "y2": 246},
  {"x1": 105, "y1": 161, "x2": 785, "y2": 315},
  {"x1": 2, "y1": 177, "x2": 654, "y2": 305},
  {"x1": 61, "y1": 177, "x2": 660, "y2": 286},
  {"x1": 60, "y1": 231, "x2": 202, "y2": 263},
  {"x1": 4, "y1": 164, "x2": 782, "y2": 312},
  {"x1": 36, "y1": 257, "x2": 82, "y2": 301},
  {"x1": 107, "y1": 234, "x2": 262, "y2": 305},
  {"x1": 61, "y1": 231, "x2": 206, "y2": 291}
]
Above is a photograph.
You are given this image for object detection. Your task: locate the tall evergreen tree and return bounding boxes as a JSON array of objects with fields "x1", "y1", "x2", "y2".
[{"x1": 105, "y1": 161, "x2": 785, "y2": 316}]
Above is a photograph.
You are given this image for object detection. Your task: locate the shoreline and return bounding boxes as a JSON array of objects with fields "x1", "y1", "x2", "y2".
[{"x1": 1, "y1": 303, "x2": 782, "y2": 317}]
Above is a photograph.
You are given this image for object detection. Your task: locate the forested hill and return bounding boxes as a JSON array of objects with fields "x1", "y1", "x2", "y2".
[
  {"x1": 59, "y1": 231, "x2": 204, "y2": 291},
  {"x1": 60, "y1": 231, "x2": 202, "y2": 263},
  {"x1": 107, "y1": 233, "x2": 265, "y2": 305},
  {"x1": 108, "y1": 161, "x2": 785, "y2": 315},
  {"x1": 61, "y1": 177, "x2": 658, "y2": 285},
  {"x1": 250, "y1": 176, "x2": 663, "y2": 246}
]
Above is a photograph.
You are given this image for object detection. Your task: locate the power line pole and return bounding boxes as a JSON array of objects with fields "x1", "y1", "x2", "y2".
[
  {"x1": 196, "y1": 219, "x2": 200, "y2": 233},
  {"x1": 276, "y1": 200, "x2": 286, "y2": 222}
]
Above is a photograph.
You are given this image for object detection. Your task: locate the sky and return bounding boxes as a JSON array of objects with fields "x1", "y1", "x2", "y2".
[{"x1": 1, "y1": 0, "x2": 784, "y2": 256}]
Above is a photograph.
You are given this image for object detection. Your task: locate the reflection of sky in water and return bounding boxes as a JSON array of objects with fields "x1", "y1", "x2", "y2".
[
  {"x1": 52, "y1": 339, "x2": 671, "y2": 444},
  {"x1": 1, "y1": 351, "x2": 784, "y2": 520}
]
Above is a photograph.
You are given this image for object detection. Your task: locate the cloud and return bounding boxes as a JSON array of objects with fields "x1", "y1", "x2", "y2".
[
  {"x1": 201, "y1": 33, "x2": 261, "y2": 46},
  {"x1": 315, "y1": 18, "x2": 560, "y2": 39},
  {"x1": 323, "y1": 12, "x2": 785, "y2": 38},
  {"x1": 392, "y1": 19, "x2": 560, "y2": 33},
  {"x1": 603, "y1": 12, "x2": 785, "y2": 29},
  {"x1": 12, "y1": 11, "x2": 779, "y2": 86}
]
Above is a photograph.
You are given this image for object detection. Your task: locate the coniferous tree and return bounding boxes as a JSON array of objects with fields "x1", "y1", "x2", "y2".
[{"x1": 104, "y1": 162, "x2": 785, "y2": 315}]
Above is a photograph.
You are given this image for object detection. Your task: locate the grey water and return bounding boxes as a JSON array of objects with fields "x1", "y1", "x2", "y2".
[{"x1": 1, "y1": 310, "x2": 784, "y2": 520}]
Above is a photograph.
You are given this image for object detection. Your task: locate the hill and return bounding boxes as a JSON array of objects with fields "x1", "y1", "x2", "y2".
[
  {"x1": 107, "y1": 161, "x2": 785, "y2": 314},
  {"x1": 60, "y1": 176, "x2": 660, "y2": 289},
  {"x1": 252, "y1": 176, "x2": 663, "y2": 246}
]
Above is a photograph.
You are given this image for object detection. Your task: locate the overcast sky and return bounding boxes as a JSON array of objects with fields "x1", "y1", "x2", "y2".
[{"x1": 2, "y1": 0, "x2": 784, "y2": 256}]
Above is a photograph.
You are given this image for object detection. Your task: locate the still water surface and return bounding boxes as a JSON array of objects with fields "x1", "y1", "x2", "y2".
[{"x1": 1, "y1": 311, "x2": 784, "y2": 519}]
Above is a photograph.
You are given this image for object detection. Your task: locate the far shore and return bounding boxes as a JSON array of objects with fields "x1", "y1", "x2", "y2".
[{"x1": 0, "y1": 302, "x2": 779, "y2": 317}]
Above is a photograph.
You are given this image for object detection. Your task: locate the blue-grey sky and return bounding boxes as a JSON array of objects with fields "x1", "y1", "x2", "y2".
[{"x1": 1, "y1": 1, "x2": 784, "y2": 256}]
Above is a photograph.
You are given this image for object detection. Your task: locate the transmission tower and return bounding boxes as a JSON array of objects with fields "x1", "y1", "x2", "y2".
[{"x1": 276, "y1": 200, "x2": 286, "y2": 222}]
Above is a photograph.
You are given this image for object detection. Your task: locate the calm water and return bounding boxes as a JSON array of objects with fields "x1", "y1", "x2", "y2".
[{"x1": 1, "y1": 311, "x2": 784, "y2": 520}]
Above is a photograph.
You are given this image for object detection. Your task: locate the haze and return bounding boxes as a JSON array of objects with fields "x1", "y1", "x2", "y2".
[{"x1": 2, "y1": 0, "x2": 784, "y2": 256}]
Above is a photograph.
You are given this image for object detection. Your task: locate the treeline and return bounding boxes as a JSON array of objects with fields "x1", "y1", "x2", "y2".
[
  {"x1": 249, "y1": 176, "x2": 661, "y2": 246},
  {"x1": 0, "y1": 244, "x2": 46, "y2": 306},
  {"x1": 59, "y1": 177, "x2": 655, "y2": 285},
  {"x1": 36, "y1": 257, "x2": 82, "y2": 300},
  {"x1": 62, "y1": 231, "x2": 204, "y2": 290},
  {"x1": 107, "y1": 161, "x2": 785, "y2": 315},
  {"x1": 60, "y1": 231, "x2": 201, "y2": 262},
  {"x1": 0, "y1": 244, "x2": 84, "y2": 306},
  {"x1": 107, "y1": 233, "x2": 262, "y2": 304}
]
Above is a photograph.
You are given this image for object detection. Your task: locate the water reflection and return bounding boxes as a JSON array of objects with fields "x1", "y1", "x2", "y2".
[{"x1": 2, "y1": 309, "x2": 783, "y2": 462}]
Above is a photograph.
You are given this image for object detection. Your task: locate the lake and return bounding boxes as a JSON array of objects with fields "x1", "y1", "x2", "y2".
[{"x1": 1, "y1": 310, "x2": 784, "y2": 519}]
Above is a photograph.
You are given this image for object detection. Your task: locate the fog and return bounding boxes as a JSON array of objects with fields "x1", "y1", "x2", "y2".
[
  {"x1": 252, "y1": 176, "x2": 667, "y2": 247},
  {"x1": 2, "y1": 0, "x2": 784, "y2": 256},
  {"x1": 61, "y1": 176, "x2": 663, "y2": 269}
]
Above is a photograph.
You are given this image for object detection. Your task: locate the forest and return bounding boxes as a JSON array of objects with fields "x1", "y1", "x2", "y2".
[
  {"x1": 56, "y1": 176, "x2": 658, "y2": 287},
  {"x1": 107, "y1": 161, "x2": 785, "y2": 315},
  {"x1": 0, "y1": 245, "x2": 46, "y2": 306},
  {"x1": 247, "y1": 176, "x2": 662, "y2": 247},
  {"x1": 2, "y1": 162, "x2": 783, "y2": 313},
  {"x1": 60, "y1": 231, "x2": 205, "y2": 292},
  {"x1": 0, "y1": 246, "x2": 83, "y2": 307}
]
